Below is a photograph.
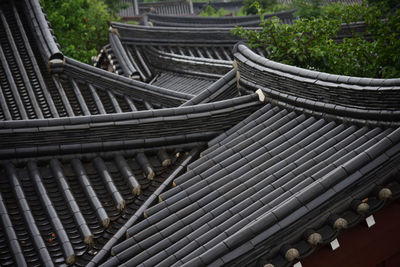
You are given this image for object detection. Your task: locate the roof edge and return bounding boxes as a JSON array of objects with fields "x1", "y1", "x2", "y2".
[
  {"x1": 236, "y1": 43, "x2": 400, "y2": 87},
  {"x1": 24, "y1": 0, "x2": 64, "y2": 63}
]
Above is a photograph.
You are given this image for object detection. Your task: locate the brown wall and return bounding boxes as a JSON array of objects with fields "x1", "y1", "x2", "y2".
[{"x1": 302, "y1": 200, "x2": 400, "y2": 267}]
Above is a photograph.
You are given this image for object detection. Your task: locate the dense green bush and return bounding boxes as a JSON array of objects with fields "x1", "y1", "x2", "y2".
[
  {"x1": 41, "y1": 0, "x2": 119, "y2": 63},
  {"x1": 292, "y1": 0, "x2": 323, "y2": 18},
  {"x1": 243, "y1": 0, "x2": 277, "y2": 15},
  {"x1": 199, "y1": 5, "x2": 248, "y2": 17},
  {"x1": 199, "y1": 5, "x2": 229, "y2": 17},
  {"x1": 368, "y1": 0, "x2": 399, "y2": 9},
  {"x1": 232, "y1": 2, "x2": 400, "y2": 78},
  {"x1": 105, "y1": 0, "x2": 130, "y2": 16}
]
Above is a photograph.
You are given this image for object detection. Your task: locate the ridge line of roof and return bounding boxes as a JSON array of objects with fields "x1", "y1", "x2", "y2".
[
  {"x1": 243, "y1": 81, "x2": 400, "y2": 127},
  {"x1": 24, "y1": 0, "x2": 63, "y2": 62},
  {"x1": 0, "y1": 93, "x2": 259, "y2": 128},
  {"x1": 235, "y1": 43, "x2": 400, "y2": 86},
  {"x1": 64, "y1": 57, "x2": 193, "y2": 105},
  {"x1": 111, "y1": 21, "x2": 259, "y2": 32}
]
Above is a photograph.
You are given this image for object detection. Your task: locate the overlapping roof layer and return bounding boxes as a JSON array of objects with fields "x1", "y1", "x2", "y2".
[
  {"x1": 0, "y1": 0, "x2": 399, "y2": 266},
  {"x1": 98, "y1": 45, "x2": 400, "y2": 267}
]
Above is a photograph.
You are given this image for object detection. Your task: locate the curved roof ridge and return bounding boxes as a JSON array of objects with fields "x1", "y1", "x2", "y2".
[
  {"x1": 111, "y1": 22, "x2": 253, "y2": 41},
  {"x1": 146, "y1": 9, "x2": 295, "y2": 27},
  {"x1": 64, "y1": 57, "x2": 193, "y2": 104},
  {"x1": 24, "y1": 0, "x2": 63, "y2": 61},
  {"x1": 0, "y1": 94, "x2": 262, "y2": 159},
  {"x1": 235, "y1": 43, "x2": 400, "y2": 87},
  {"x1": 234, "y1": 43, "x2": 400, "y2": 122},
  {"x1": 0, "y1": 93, "x2": 260, "y2": 129}
]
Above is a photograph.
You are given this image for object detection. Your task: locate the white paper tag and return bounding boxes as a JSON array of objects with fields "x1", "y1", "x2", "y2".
[
  {"x1": 366, "y1": 215, "x2": 376, "y2": 228},
  {"x1": 293, "y1": 262, "x2": 303, "y2": 267},
  {"x1": 330, "y1": 238, "x2": 340, "y2": 250}
]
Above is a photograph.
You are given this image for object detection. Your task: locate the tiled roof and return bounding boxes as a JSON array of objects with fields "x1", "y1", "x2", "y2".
[
  {"x1": 146, "y1": 9, "x2": 295, "y2": 27},
  {"x1": 99, "y1": 45, "x2": 400, "y2": 267},
  {"x1": 102, "y1": 106, "x2": 400, "y2": 266},
  {"x1": 93, "y1": 23, "x2": 241, "y2": 94},
  {"x1": 0, "y1": 1, "x2": 261, "y2": 265},
  {"x1": 118, "y1": 0, "x2": 140, "y2": 17},
  {"x1": 180, "y1": 69, "x2": 238, "y2": 107},
  {"x1": 139, "y1": 0, "x2": 194, "y2": 16},
  {"x1": 1, "y1": 0, "x2": 399, "y2": 266},
  {"x1": 117, "y1": 0, "x2": 363, "y2": 18},
  {"x1": 0, "y1": 151, "x2": 197, "y2": 266},
  {"x1": 118, "y1": 0, "x2": 194, "y2": 18},
  {"x1": 150, "y1": 72, "x2": 217, "y2": 95},
  {"x1": 193, "y1": 1, "x2": 245, "y2": 14},
  {"x1": 0, "y1": 93, "x2": 262, "y2": 159},
  {"x1": 234, "y1": 43, "x2": 400, "y2": 126},
  {"x1": 0, "y1": 1, "x2": 198, "y2": 122},
  {"x1": 98, "y1": 20, "x2": 370, "y2": 90}
]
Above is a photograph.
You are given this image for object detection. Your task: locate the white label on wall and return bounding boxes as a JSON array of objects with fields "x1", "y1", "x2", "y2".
[
  {"x1": 330, "y1": 238, "x2": 340, "y2": 250},
  {"x1": 366, "y1": 215, "x2": 376, "y2": 228},
  {"x1": 293, "y1": 262, "x2": 303, "y2": 267}
]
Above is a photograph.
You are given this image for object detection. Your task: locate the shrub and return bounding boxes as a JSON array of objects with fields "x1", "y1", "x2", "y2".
[
  {"x1": 233, "y1": 17, "x2": 342, "y2": 69},
  {"x1": 199, "y1": 5, "x2": 229, "y2": 17},
  {"x1": 41, "y1": 0, "x2": 118, "y2": 63},
  {"x1": 292, "y1": 0, "x2": 323, "y2": 18},
  {"x1": 243, "y1": 0, "x2": 277, "y2": 15},
  {"x1": 232, "y1": 2, "x2": 400, "y2": 78}
]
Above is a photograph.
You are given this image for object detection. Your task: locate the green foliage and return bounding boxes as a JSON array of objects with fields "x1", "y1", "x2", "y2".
[
  {"x1": 368, "y1": 0, "x2": 399, "y2": 9},
  {"x1": 233, "y1": 17, "x2": 342, "y2": 68},
  {"x1": 199, "y1": 5, "x2": 229, "y2": 17},
  {"x1": 243, "y1": 0, "x2": 293, "y2": 17},
  {"x1": 264, "y1": 3, "x2": 292, "y2": 14},
  {"x1": 42, "y1": 0, "x2": 119, "y2": 64},
  {"x1": 233, "y1": 7, "x2": 247, "y2": 17},
  {"x1": 291, "y1": 0, "x2": 399, "y2": 19},
  {"x1": 125, "y1": 20, "x2": 139, "y2": 25},
  {"x1": 321, "y1": 2, "x2": 357, "y2": 20},
  {"x1": 292, "y1": 0, "x2": 323, "y2": 18},
  {"x1": 232, "y1": 2, "x2": 400, "y2": 78},
  {"x1": 243, "y1": 0, "x2": 277, "y2": 15}
]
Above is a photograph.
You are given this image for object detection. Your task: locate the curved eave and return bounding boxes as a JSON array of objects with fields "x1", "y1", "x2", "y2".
[
  {"x1": 112, "y1": 19, "x2": 368, "y2": 47},
  {"x1": 220, "y1": 153, "x2": 400, "y2": 267},
  {"x1": 149, "y1": 20, "x2": 261, "y2": 28},
  {"x1": 108, "y1": 31, "x2": 139, "y2": 79},
  {"x1": 147, "y1": 12, "x2": 261, "y2": 22},
  {"x1": 0, "y1": 94, "x2": 262, "y2": 158},
  {"x1": 146, "y1": 9, "x2": 295, "y2": 28},
  {"x1": 234, "y1": 43, "x2": 400, "y2": 124},
  {"x1": 110, "y1": 23, "x2": 246, "y2": 45},
  {"x1": 147, "y1": 13, "x2": 261, "y2": 28},
  {"x1": 234, "y1": 43, "x2": 400, "y2": 87},
  {"x1": 64, "y1": 57, "x2": 192, "y2": 105},
  {"x1": 23, "y1": 0, "x2": 63, "y2": 62}
]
